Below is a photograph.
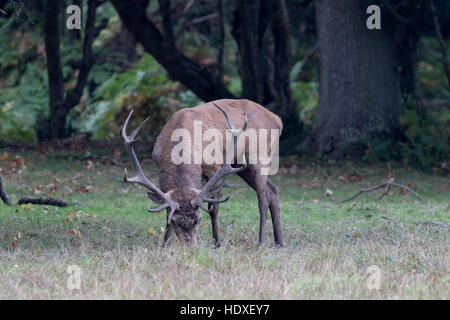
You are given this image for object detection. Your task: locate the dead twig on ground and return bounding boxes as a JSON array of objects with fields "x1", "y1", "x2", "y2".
[
  {"x1": 417, "y1": 221, "x2": 450, "y2": 229},
  {"x1": 336, "y1": 178, "x2": 425, "y2": 204},
  {"x1": 382, "y1": 216, "x2": 448, "y2": 229},
  {"x1": 0, "y1": 173, "x2": 67, "y2": 207}
]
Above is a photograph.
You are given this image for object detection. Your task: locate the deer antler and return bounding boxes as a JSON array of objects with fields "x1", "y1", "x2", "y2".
[
  {"x1": 121, "y1": 110, "x2": 179, "y2": 223},
  {"x1": 191, "y1": 102, "x2": 247, "y2": 213}
]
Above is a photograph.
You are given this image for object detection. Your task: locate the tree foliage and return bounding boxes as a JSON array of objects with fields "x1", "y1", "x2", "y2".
[{"x1": 0, "y1": 0, "x2": 448, "y2": 168}]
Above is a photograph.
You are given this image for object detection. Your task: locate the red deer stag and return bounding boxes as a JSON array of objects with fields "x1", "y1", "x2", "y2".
[{"x1": 121, "y1": 99, "x2": 284, "y2": 247}]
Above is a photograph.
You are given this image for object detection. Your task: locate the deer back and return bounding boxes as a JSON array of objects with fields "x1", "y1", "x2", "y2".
[{"x1": 152, "y1": 99, "x2": 283, "y2": 187}]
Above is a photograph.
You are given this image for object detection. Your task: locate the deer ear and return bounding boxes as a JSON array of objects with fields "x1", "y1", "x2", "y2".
[{"x1": 147, "y1": 192, "x2": 165, "y2": 204}]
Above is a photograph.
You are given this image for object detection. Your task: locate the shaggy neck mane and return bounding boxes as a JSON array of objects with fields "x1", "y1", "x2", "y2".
[{"x1": 158, "y1": 164, "x2": 202, "y2": 193}]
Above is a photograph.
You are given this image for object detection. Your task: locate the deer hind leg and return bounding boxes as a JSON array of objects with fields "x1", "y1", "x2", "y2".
[
  {"x1": 208, "y1": 202, "x2": 221, "y2": 248},
  {"x1": 257, "y1": 192, "x2": 269, "y2": 245},
  {"x1": 267, "y1": 180, "x2": 284, "y2": 246},
  {"x1": 238, "y1": 167, "x2": 270, "y2": 245}
]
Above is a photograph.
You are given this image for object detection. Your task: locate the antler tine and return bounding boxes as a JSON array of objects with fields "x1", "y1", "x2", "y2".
[
  {"x1": 130, "y1": 116, "x2": 150, "y2": 142},
  {"x1": 191, "y1": 103, "x2": 248, "y2": 213},
  {"x1": 121, "y1": 109, "x2": 150, "y2": 144},
  {"x1": 241, "y1": 115, "x2": 248, "y2": 131},
  {"x1": 212, "y1": 102, "x2": 247, "y2": 131},
  {"x1": 212, "y1": 102, "x2": 247, "y2": 164},
  {"x1": 121, "y1": 109, "x2": 134, "y2": 142},
  {"x1": 122, "y1": 110, "x2": 179, "y2": 219},
  {"x1": 203, "y1": 196, "x2": 230, "y2": 204},
  {"x1": 147, "y1": 203, "x2": 169, "y2": 212}
]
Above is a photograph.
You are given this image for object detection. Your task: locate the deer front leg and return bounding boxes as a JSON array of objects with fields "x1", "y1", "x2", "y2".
[
  {"x1": 208, "y1": 202, "x2": 221, "y2": 248},
  {"x1": 162, "y1": 223, "x2": 173, "y2": 247},
  {"x1": 162, "y1": 208, "x2": 173, "y2": 247}
]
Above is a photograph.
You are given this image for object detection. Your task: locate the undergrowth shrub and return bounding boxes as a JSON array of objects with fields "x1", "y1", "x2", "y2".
[{"x1": 363, "y1": 106, "x2": 450, "y2": 169}]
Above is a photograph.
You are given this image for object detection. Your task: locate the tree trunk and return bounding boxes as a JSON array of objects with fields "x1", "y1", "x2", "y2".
[
  {"x1": 270, "y1": 0, "x2": 294, "y2": 116},
  {"x1": 39, "y1": 0, "x2": 102, "y2": 141},
  {"x1": 310, "y1": 0, "x2": 402, "y2": 157},
  {"x1": 44, "y1": 0, "x2": 65, "y2": 139},
  {"x1": 231, "y1": 0, "x2": 295, "y2": 117},
  {"x1": 231, "y1": 0, "x2": 265, "y2": 104}
]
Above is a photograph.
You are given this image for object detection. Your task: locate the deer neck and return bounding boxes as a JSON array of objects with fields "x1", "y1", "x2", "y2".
[{"x1": 158, "y1": 164, "x2": 202, "y2": 193}]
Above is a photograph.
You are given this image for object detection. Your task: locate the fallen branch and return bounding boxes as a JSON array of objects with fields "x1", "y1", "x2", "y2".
[
  {"x1": 17, "y1": 196, "x2": 67, "y2": 207},
  {"x1": 336, "y1": 179, "x2": 425, "y2": 204},
  {"x1": 0, "y1": 173, "x2": 67, "y2": 207},
  {"x1": 0, "y1": 173, "x2": 12, "y2": 205}
]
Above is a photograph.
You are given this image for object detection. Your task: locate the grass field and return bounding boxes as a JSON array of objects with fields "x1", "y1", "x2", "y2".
[{"x1": 0, "y1": 148, "x2": 449, "y2": 299}]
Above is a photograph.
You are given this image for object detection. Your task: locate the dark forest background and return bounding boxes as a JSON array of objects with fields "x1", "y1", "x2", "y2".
[{"x1": 0, "y1": 0, "x2": 449, "y2": 169}]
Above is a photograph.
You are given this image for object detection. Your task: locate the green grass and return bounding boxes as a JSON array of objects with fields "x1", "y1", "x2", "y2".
[{"x1": 0, "y1": 150, "x2": 449, "y2": 299}]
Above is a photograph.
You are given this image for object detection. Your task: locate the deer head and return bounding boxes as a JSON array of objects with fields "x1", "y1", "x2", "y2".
[{"x1": 121, "y1": 105, "x2": 247, "y2": 245}]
